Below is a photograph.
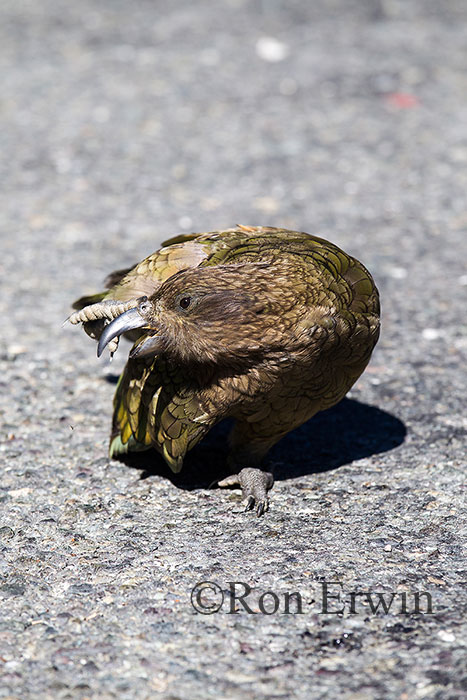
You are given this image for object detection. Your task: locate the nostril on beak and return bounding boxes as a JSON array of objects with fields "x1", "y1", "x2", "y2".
[{"x1": 138, "y1": 297, "x2": 151, "y2": 314}]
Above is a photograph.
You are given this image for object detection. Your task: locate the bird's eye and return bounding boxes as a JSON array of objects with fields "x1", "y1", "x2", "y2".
[{"x1": 179, "y1": 296, "x2": 191, "y2": 310}]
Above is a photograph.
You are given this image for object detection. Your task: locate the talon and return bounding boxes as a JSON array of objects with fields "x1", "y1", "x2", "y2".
[
  {"x1": 244, "y1": 495, "x2": 255, "y2": 511},
  {"x1": 108, "y1": 337, "x2": 119, "y2": 356}
]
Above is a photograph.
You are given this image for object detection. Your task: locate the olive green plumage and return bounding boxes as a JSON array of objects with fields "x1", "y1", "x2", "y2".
[{"x1": 70, "y1": 225, "x2": 380, "y2": 512}]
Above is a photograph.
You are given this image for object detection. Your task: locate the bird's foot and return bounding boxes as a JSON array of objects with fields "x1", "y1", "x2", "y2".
[
  {"x1": 67, "y1": 299, "x2": 141, "y2": 356},
  {"x1": 68, "y1": 299, "x2": 139, "y2": 326},
  {"x1": 218, "y1": 468, "x2": 274, "y2": 516}
]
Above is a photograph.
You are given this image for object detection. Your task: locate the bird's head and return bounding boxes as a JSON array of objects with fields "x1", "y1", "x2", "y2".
[{"x1": 98, "y1": 263, "x2": 294, "y2": 367}]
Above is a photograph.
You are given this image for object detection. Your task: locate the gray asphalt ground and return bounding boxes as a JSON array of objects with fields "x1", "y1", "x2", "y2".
[{"x1": 1, "y1": 1, "x2": 466, "y2": 698}]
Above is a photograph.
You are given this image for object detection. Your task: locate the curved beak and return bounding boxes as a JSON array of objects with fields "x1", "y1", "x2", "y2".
[{"x1": 97, "y1": 307, "x2": 149, "y2": 357}]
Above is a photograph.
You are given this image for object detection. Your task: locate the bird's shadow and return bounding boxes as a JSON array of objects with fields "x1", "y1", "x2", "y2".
[{"x1": 114, "y1": 397, "x2": 406, "y2": 490}]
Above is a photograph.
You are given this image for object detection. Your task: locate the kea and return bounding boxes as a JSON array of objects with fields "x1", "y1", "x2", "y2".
[{"x1": 69, "y1": 225, "x2": 380, "y2": 515}]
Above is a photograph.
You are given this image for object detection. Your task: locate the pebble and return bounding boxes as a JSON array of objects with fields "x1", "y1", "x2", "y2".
[{"x1": 255, "y1": 37, "x2": 289, "y2": 62}]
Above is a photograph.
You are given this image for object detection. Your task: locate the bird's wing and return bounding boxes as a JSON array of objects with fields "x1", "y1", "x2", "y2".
[{"x1": 110, "y1": 353, "x2": 216, "y2": 472}]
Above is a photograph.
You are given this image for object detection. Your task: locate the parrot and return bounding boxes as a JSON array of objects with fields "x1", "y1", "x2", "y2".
[{"x1": 68, "y1": 226, "x2": 380, "y2": 515}]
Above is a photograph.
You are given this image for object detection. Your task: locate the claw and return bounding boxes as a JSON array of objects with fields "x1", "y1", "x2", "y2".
[{"x1": 244, "y1": 495, "x2": 255, "y2": 511}]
